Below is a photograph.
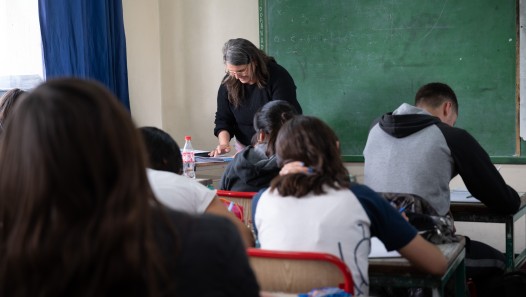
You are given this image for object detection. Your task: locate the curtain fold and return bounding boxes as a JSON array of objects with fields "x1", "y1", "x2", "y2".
[{"x1": 38, "y1": 0, "x2": 130, "y2": 110}]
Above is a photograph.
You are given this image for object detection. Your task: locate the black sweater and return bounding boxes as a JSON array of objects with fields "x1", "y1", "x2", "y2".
[
  {"x1": 156, "y1": 209, "x2": 260, "y2": 296},
  {"x1": 214, "y1": 61, "x2": 302, "y2": 146}
]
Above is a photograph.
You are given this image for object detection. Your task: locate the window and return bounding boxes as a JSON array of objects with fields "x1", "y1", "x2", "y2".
[{"x1": 0, "y1": 0, "x2": 43, "y2": 95}]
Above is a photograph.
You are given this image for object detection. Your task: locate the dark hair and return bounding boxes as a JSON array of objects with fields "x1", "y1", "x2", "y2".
[
  {"x1": 253, "y1": 100, "x2": 298, "y2": 156},
  {"x1": 0, "y1": 88, "x2": 27, "y2": 128},
  {"x1": 140, "y1": 126, "x2": 183, "y2": 175},
  {"x1": 0, "y1": 78, "x2": 174, "y2": 297},
  {"x1": 414, "y1": 82, "x2": 458, "y2": 114},
  {"x1": 270, "y1": 116, "x2": 350, "y2": 197},
  {"x1": 222, "y1": 38, "x2": 276, "y2": 107}
]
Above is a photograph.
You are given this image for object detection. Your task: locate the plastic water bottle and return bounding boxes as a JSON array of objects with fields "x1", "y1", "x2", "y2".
[{"x1": 182, "y1": 135, "x2": 196, "y2": 179}]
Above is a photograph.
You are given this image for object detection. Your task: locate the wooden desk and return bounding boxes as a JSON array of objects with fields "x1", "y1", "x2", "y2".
[
  {"x1": 195, "y1": 161, "x2": 231, "y2": 189},
  {"x1": 450, "y1": 194, "x2": 526, "y2": 271},
  {"x1": 369, "y1": 238, "x2": 466, "y2": 297},
  {"x1": 196, "y1": 178, "x2": 213, "y2": 187}
]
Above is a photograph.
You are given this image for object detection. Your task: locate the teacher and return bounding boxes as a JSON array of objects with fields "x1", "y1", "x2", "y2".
[{"x1": 210, "y1": 38, "x2": 302, "y2": 157}]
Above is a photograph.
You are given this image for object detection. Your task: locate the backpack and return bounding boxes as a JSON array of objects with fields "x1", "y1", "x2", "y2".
[{"x1": 380, "y1": 192, "x2": 458, "y2": 244}]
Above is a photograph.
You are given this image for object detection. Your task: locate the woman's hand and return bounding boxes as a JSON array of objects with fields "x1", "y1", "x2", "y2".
[
  {"x1": 279, "y1": 161, "x2": 312, "y2": 176},
  {"x1": 209, "y1": 143, "x2": 231, "y2": 157}
]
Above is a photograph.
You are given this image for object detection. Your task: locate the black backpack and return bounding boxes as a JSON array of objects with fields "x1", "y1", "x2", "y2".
[{"x1": 379, "y1": 192, "x2": 458, "y2": 244}]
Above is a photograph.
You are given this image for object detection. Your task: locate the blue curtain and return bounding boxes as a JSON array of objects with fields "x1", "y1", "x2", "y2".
[{"x1": 38, "y1": 0, "x2": 130, "y2": 110}]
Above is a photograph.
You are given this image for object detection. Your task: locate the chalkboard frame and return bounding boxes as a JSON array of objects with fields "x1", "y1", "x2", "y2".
[{"x1": 258, "y1": 0, "x2": 526, "y2": 164}]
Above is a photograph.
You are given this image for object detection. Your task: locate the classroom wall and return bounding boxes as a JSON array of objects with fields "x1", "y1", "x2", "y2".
[
  {"x1": 123, "y1": 0, "x2": 259, "y2": 150},
  {"x1": 122, "y1": 0, "x2": 163, "y2": 128}
]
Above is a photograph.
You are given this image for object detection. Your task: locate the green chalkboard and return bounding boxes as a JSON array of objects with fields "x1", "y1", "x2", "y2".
[{"x1": 259, "y1": 0, "x2": 518, "y2": 157}]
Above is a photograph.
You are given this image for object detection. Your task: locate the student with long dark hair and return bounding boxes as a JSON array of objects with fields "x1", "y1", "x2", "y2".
[
  {"x1": 219, "y1": 100, "x2": 298, "y2": 191},
  {"x1": 0, "y1": 78, "x2": 259, "y2": 297},
  {"x1": 253, "y1": 116, "x2": 447, "y2": 296}
]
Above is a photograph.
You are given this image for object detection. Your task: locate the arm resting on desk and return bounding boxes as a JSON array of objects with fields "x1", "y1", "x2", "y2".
[
  {"x1": 205, "y1": 197, "x2": 255, "y2": 248},
  {"x1": 445, "y1": 127, "x2": 520, "y2": 214},
  {"x1": 398, "y1": 235, "x2": 447, "y2": 275}
]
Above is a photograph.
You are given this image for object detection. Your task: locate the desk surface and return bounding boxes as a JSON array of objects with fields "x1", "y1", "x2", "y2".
[
  {"x1": 196, "y1": 178, "x2": 213, "y2": 187},
  {"x1": 450, "y1": 193, "x2": 526, "y2": 222},
  {"x1": 450, "y1": 193, "x2": 526, "y2": 271},
  {"x1": 369, "y1": 237, "x2": 465, "y2": 275},
  {"x1": 369, "y1": 238, "x2": 466, "y2": 296}
]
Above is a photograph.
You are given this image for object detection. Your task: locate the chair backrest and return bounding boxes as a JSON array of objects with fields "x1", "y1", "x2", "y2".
[
  {"x1": 247, "y1": 248, "x2": 354, "y2": 295},
  {"x1": 216, "y1": 190, "x2": 256, "y2": 228}
]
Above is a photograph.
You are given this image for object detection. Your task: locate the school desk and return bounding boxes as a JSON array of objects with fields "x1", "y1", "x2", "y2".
[
  {"x1": 450, "y1": 193, "x2": 526, "y2": 271},
  {"x1": 196, "y1": 178, "x2": 213, "y2": 187},
  {"x1": 369, "y1": 237, "x2": 466, "y2": 297},
  {"x1": 195, "y1": 158, "x2": 232, "y2": 189}
]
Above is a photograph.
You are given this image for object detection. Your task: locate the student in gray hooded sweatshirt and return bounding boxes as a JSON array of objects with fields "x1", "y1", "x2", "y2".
[
  {"x1": 219, "y1": 100, "x2": 298, "y2": 192},
  {"x1": 363, "y1": 82, "x2": 520, "y2": 296},
  {"x1": 364, "y1": 82, "x2": 519, "y2": 215}
]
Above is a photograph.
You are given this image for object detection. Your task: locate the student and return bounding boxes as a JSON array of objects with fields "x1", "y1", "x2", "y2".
[
  {"x1": 210, "y1": 38, "x2": 303, "y2": 156},
  {"x1": 363, "y1": 82, "x2": 520, "y2": 293},
  {"x1": 0, "y1": 78, "x2": 260, "y2": 297},
  {"x1": 140, "y1": 126, "x2": 255, "y2": 247},
  {"x1": 0, "y1": 88, "x2": 26, "y2": 131},
  {"x1": 219, "y1": 100, "x2": 298, "y2": 192},
  {"x1": 253, "y1": 115, "x2": 447, "y2": 296},
  {"x1": 140, "y1": 126, "x2": 183, "y2": 174}
]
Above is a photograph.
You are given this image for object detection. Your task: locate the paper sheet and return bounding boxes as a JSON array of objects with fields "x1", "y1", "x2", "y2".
[
  {"x1": 449, "y1": 190, "x2": 480, "y2": 203},
  {"x1": 369, "y1": 237, "x2": 401, "y2": 258}
]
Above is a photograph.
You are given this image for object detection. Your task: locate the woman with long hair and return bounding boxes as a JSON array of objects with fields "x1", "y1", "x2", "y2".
[
  {"x1": 0, "y1": 78, "x2": 259, "y2": 297},
  {"x1": 252, "y1": 116, "x2": 447, "y2": 296},
  {"x1": 210, "y1": 38, "x2": 302, "y2": 156}
]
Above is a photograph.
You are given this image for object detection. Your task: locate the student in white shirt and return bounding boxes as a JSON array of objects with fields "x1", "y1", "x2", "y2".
[
  {"x1": 140, "y1": 126, "x2": 254, "y2": 247},
  {"x1": 253, "y1": 116, "x2": 447, "y2": 296}
]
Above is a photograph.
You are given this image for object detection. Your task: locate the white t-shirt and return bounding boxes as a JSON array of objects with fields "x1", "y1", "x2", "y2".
[
  {"x1": 147, "y1": 168, "x2": 215, "y2": 214},
  {"x1": 255, "y1": 186, "x2": 372, "y2": 296}
]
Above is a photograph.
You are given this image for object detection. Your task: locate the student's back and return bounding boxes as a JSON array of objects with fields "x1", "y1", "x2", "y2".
[
  {"x1": 253, "y1": 116, "x2": 447, "y2": 296},
  {"x1": 157, "y1": 209, "x2": 258, "y2": 296},
  {"x1": 364, "y1": 83, "x2": 519, "y2": 216},
  {"x1": 140, "y1": 126, "x2": 255, "y2": 247},
  {"x1": 363, "y1": 82, "x2": 520, "y2": 294}
]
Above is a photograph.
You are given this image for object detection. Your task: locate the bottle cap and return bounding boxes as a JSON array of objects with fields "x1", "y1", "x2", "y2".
[{"x1": 185, "y1": 136, "x2": 191, "y2": 140}]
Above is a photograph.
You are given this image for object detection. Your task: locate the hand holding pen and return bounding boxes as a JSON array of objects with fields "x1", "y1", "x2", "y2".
[{"x1": 398, "y1": 201, "x2": 414, "y2": 213}]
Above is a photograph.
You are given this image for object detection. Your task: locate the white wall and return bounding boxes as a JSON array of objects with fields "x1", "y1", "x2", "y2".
[
  {"x1": 123, "y1": 0, "x2": 258, "y2": 149},
  {"x1": 122, "y1": 0, "x2": 163, "y2": 128}
]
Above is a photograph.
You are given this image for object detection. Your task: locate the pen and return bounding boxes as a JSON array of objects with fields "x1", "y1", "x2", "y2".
[{"x1": 398, "y1": 201, "x2": 414, "y2": 213}]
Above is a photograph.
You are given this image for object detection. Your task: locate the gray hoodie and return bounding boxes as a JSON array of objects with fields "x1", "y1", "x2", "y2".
[
  {"x1": 219, "y1": 143, "x2": 279, "y2": 192},
  {"x1": 364, "y1": 103, "x2": 519, "y2": 216}
]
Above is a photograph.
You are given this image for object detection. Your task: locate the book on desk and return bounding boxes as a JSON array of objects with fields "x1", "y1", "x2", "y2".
[
  {"x1": 196, "y1": 156, "x2": 233, "y2": 163},
  {"x1": 186, "y1": 150, "x2": 234, "y2": 163}
]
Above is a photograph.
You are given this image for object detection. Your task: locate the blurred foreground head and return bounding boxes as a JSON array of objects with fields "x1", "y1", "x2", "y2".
[{"x1": 0, "y1": 78, "x2": 167, "y2": 297}]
